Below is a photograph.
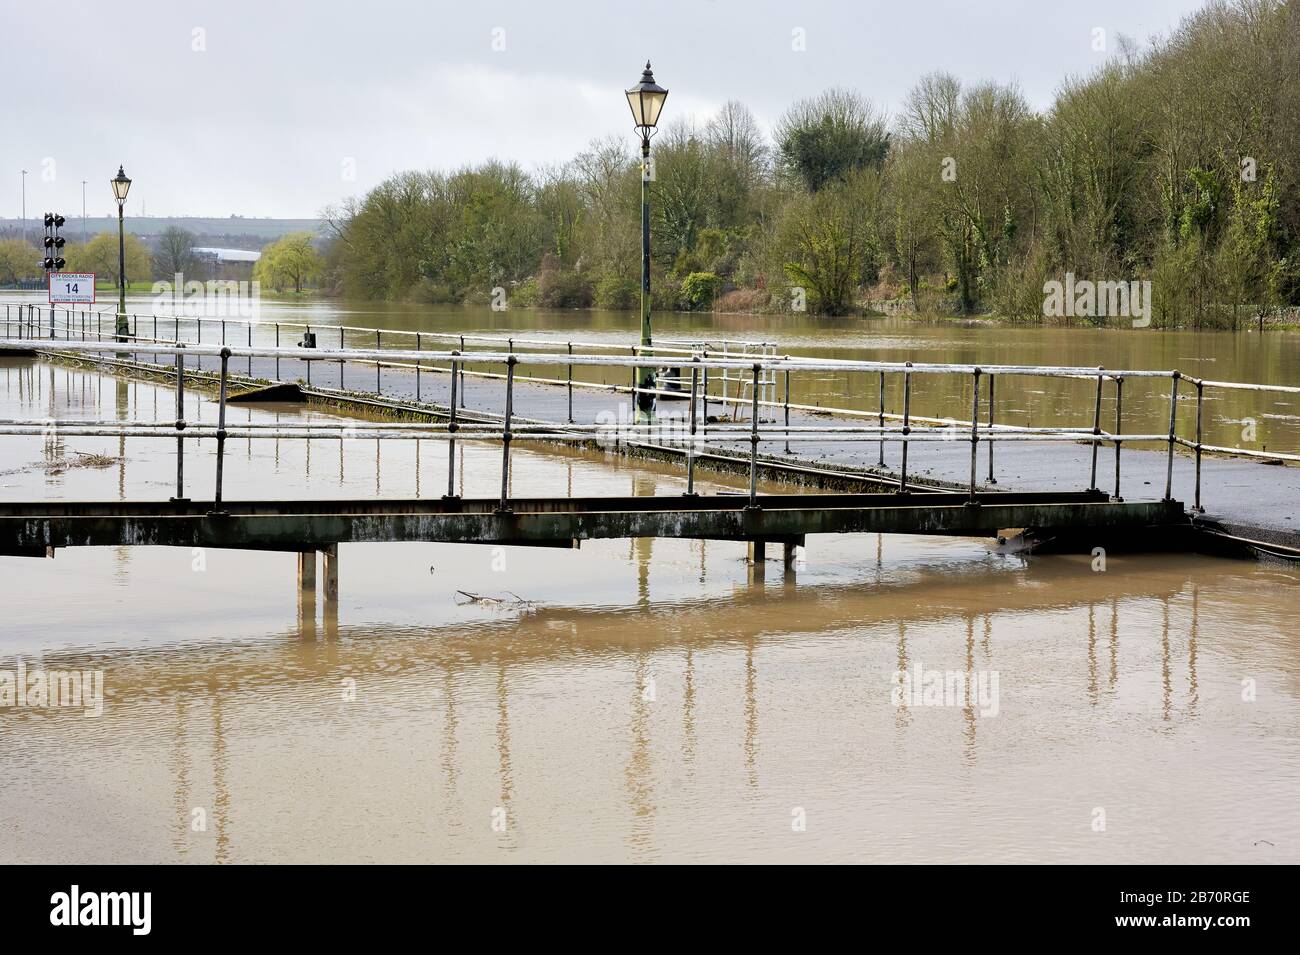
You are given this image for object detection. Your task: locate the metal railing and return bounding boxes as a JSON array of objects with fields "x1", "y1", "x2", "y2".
[
  {"x1": 2, "y1": 302, "x2": 790, "y2": 422},
  {"x1": 4, "y1": 333, "x2": 1298, "y2": 518}
]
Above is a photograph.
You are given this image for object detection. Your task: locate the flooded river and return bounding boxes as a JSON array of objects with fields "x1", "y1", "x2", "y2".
[
  {"x1": 6, "y1": 294, "x2": 1299, "y2": 454},
  {"x1": 1, "y1": 324, "x2": 1299, "y2": 863}
]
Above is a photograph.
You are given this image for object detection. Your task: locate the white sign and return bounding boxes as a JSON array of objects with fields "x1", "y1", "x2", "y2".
[{"x1": 49, "y1": 272, "x2": 95, "y2": 304}]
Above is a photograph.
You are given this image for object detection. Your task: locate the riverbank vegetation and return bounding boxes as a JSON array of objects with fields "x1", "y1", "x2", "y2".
[{"x1": 301, "y1": 3, "x2": 1299, "y2": 327}]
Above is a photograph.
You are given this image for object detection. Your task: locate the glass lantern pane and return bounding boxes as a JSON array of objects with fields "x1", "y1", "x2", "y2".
[{"x1": 643, "y1": 91, "x2": 666, "y2": 127}]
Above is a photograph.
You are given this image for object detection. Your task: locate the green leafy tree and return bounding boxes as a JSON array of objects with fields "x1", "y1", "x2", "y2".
[
  {"x1": 775, "y1": 170, "x2": 882, "y2": 315},
  {"x1": 0, "y1": 239, "x2": 40, "y2": 284},
  {"x1": 1216, "y1": 175, "x2": 1286, "y2": 328},
  {"x1": 776, "y1": 89, "x2": 890, "y2": 192},
  {"x1": 65, "y1": 232, "x2": 151, "y2": 287},
  {"x1": 255, "y1": 232, "x2": 323, "y2": 293},
  {"x1": 679, "y1": 272, "x2": 722, "y2": 311}
]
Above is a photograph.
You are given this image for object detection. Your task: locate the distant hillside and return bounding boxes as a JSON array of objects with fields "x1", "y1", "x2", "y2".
[{"x1": 0, "y1": 216, "x2": 323, "y2": 250}]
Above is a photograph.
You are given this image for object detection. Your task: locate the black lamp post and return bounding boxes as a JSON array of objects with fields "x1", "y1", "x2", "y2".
[
  {"x1": 625, "y1": 61, "x2": 667, "y2": 416},
  {"x1": 111, "y1": 165, "x2": 132, "y2": 341}
]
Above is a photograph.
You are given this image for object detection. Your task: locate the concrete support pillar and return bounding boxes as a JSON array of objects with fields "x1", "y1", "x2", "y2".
[
  {"x1": 782, "y1": 540, "x2": 800, "y2": 585},
  {"x1": 298, "y1": 551, "x2": 317, "y2": 590},
  {"x1": 322, "y1": 589, "x2": 339, "y2": 639},
  {"x1": 297, "y1": 550, "x2": 317, "y2": 640},
  {"x1": 747, "y1": 539, "x2": 766, "y2": 584},
  {"x1": 783, "y1": 541, "x2": 799, "y2": 569},
  {"x1": 321, "y1": 543, "x2": 339, "y2": 602}
]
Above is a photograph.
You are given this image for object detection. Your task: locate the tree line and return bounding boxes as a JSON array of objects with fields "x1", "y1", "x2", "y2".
[
  {"x1": 323, "y1": 0, "x2": 1299, "y2": 328},
  {"x1": 0, "y1": 226, "x2": 321, "y2": 293}
]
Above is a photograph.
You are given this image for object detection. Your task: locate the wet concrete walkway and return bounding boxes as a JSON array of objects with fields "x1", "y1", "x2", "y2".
[{"x1": 30, "y1": 342, "x2": 1300, "y2": 550}]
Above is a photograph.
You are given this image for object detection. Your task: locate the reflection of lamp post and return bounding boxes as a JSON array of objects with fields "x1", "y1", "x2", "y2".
[
  {"x1": 625, "y1": 61, "x2": 667, "y2": 416},
  {"x1": 111, "y1": 165, "x2": 132, "y2": 340}
]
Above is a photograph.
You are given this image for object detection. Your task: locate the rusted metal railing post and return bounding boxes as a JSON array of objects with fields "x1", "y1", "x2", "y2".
[
  {"x1": 969, "y1": 367, "x2": 981, "y2": 501},
  {"x1": 213, "y1": 348, "x2": 230, "y2": 507},
  {"x1": 783, "y1": 368, "x2": 791, "y2": 454},
  {"x1": 1089, "y1": 368, "x2": 1104, "y2": 491},
  {"x1": 274, "y1": 323, "x2": 280, "y2": 379},
  {"x1": 415, "y1": 332, "x2": 422, "y2": 401},
  {"x1": 173, "y1": 344, "x2": 186, "y2": 500},
  {"x1": 499, "y1": 357, "x2": 516, "y2": 511},
  {"x1": 899, "y1": 363, "x2": 913, "y2": 493},
  {"x1": 629, "y1": 345, "x2": 637, "y2": 407},
  {"x1": 748, "y1": 363, "x2": 761, "y2": 505},
  {"x1": 375, "y1": 330, "x2": 382, "y2": 394},
  {"x1": 566, "y1": 341, "x2": 574, "y2": 423},
  {"x1": 701, "y1": 354, "x2": 710, "y2": 435},
  {"x1": 1164, "y1": 372, "x2": 1180, "y2": 502},
  {"x1": 687, "y1": 362, "x2": 699, "y2": 495},
  {"x1": 247, "y1": 322, "x2": 253, "y2": 376},
  {"x1": 1193, "y1": 381, "x2": 1204, "y2": 513},
  {"x1": 877, "y1": 371, "x2": 886, "y2": 467},
  {"x1": 446, "y1": 354, "x2": 460, "y2": 498},
  {"x1": 305, "y1": 325, "x2": 312, "y2": 387},
  {"x1": 985, "y1": 373, "x2": 996, "y2": 485},
  {"x1": 1112, "y1": 376, "x2": 1124, "y2": 502}
]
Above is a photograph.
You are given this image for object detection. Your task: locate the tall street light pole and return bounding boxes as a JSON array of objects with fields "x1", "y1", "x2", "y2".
[
  {"x1": 111, "y1": 165, "x2": 132, "y2": 341},
  {"x1": 625, "y1": 61, "x2": 667, "y2": 418}
]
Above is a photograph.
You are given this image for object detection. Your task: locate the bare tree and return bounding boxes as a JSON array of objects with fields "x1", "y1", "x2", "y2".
[{"x1": 153, "y1": 226, "x2": 197, "y2": 280}]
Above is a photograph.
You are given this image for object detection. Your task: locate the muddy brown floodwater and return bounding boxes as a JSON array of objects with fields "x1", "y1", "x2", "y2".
[
  {"x1": 7, "y1": 293, "x2": 1299, "y2": 452},
  {"x1": 1, "y1": 359, "x2": 1298, "y2": 863}
]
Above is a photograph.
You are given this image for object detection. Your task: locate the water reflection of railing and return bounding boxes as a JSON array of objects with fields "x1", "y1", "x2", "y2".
[{"x1": 3, "y1": 328, "x2": 1298, "y2": 518}]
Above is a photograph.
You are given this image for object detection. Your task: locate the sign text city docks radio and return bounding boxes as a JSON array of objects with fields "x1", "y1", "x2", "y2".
[{"x1": 48, "y1": 273, "x2": 96, "y2": 305}]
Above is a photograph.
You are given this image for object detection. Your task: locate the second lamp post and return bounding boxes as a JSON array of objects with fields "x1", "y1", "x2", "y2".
[
  {"x1": 111, "y1": 165, "x2": 132, "y2": 341},
  {"x1": 625, "y1": 61, "x2": 667, "y2": 416}
]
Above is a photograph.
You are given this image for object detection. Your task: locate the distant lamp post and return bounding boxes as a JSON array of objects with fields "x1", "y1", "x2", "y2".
[
  {"x1": 111, "y1": 165, "x2": 132, "y2": 340},
  {"x1": 625, "y1": 61, "x2": 667, "y2": 415}
]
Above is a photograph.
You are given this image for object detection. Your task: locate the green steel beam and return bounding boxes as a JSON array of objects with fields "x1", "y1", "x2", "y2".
[{"x1": 0, "y1": 493, "x2": 1186, "y2": 554}]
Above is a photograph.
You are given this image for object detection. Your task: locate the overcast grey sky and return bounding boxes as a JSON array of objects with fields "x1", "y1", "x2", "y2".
[{"x1": 0, "y1": 0, "x2": 1210, "y2": 220}]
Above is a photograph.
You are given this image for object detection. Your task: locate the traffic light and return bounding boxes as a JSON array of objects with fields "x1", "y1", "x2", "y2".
[{"x1": 42, "y1": 212, "x2": 66, "y2": 273}]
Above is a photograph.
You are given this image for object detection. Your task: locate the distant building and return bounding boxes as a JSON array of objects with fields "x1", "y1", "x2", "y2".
[{"x1": 192, "y1": 247, "x2": 260, "y2": 280}]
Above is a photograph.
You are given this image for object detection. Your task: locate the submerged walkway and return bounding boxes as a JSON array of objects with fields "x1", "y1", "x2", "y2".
[{"x1": 19, "y1": 333, "x2": 1297, "y2": 557}]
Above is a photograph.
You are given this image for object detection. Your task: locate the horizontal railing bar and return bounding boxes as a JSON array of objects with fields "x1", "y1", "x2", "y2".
[
  {"x1": 1, "y1": 338, "x2": 1183, "y2": 379},
  {"x1": 29, "y1": 307, "x2": 763, "y2": 357},
  {"x1": 1189, "y1": 442, "x2": 1300, "y2": 462},
  {"x1": 1190, "y1": 378, "x2": 1300, "y2": 395},
  {"x1": 0, "y1": 417, "x2": 1119, "y2": 438},
  {"x1": 0, "y1": 424, "x2": 1176, "y2": 444},
  {"x1": 12, "y1": 310, "x2": 1298, "y2": 394}
]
